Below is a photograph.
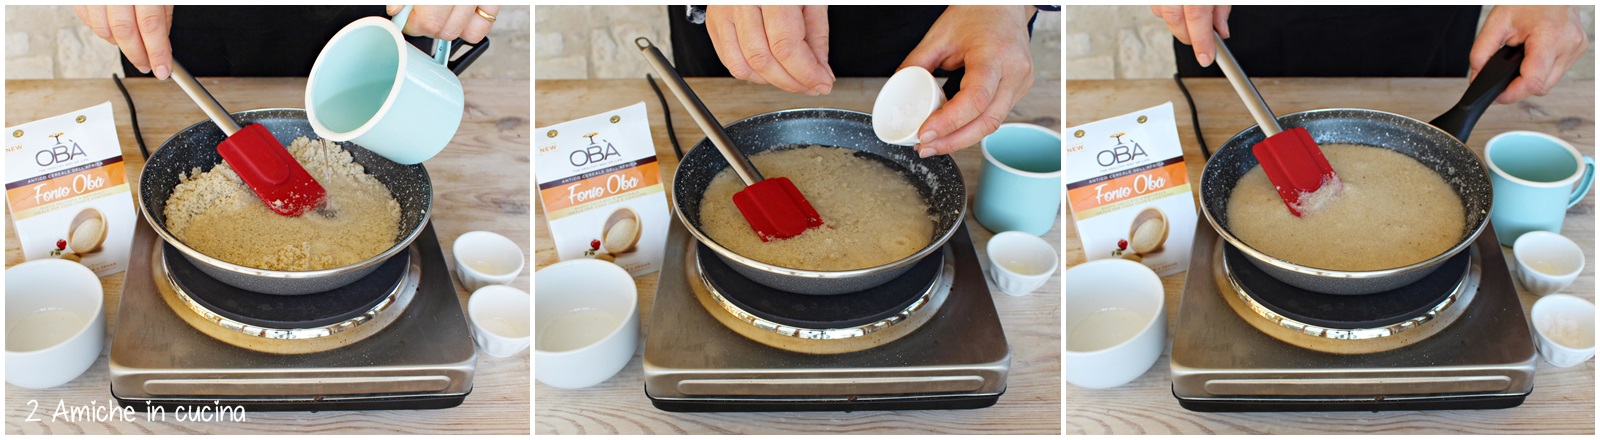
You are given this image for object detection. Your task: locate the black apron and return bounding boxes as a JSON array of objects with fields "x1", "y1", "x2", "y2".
[
  {"x1": 1175, "y1": 6, "x2": 1482, "y2": 78},
  {"x1": 120, "y1": 6, "x2": 431, "y2": 77},
  {"x1": 670, "y1": 6, "x2": 1037, "y2": 99}
]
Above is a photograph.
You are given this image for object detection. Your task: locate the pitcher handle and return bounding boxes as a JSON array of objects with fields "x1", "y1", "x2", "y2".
[
  {"x1": 1568, "y1": 156, "x2": 1594, "y2": 209},
  {"x1": 392, "y1": 5, "x2": 453, "y2": 66}
]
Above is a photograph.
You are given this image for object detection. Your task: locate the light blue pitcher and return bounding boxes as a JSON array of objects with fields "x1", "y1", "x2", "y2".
[
  {"x1": 974, "y1": 123, "x2": 1063, "y2": 236},
  {"x1": 1485, "y1": 131, "x2": 1594, "y2": 246},
  {"x1": 306, "y1": 5, "x2": 489, "y2": 165}
]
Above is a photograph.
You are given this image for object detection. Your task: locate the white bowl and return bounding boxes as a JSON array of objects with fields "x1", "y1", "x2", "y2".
[
  {"x1": 6, "y1": 259, "x2": 105, "y2": 389},
  {"x1": 534, "y1": 259, "x2": 639, "y2": 389},
  {"x1": 872, "y1": 66, "x2": 946, "y2": 146},
  {"x1": 1530, "y1": 294, "x2": 1596, "y2": 368},
  {"x1": 452, "y1": 231, "x2": 526, "y2": 293},
  {"x1": 1064, "y1": 259, "x2": 1166, "y2": 389},
  {"x1": 468, "y1": 285, "x2": 532, "y2": 357},
  {"x1": 985, "y1": 231, "x2": 1059, "y2": 296},
  {"x1": 1512, "y1": 231, "x2": 1585, "y2": 295}
]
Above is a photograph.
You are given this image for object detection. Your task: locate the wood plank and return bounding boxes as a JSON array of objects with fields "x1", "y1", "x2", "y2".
[
  {"x1": 534, "y1": 77, "x2": 1064, "y2": 435},
  {"x1": 1064, "y1": 78, "x2": 1595, "y2": 435},
  {"x1": 4, "y1": 78, "x2": 530, "y2": 434}
]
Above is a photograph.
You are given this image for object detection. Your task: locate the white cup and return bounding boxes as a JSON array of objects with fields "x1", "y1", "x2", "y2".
[
  {"x1": 985, "y1": 231, "x2": 1059, "y2": 296},
  {"x1": 1530, "y1": 294, "x2": 1596, "y2": 368},
  {"x1": 872, "y1": 66, "x2": 946, "y2": 146},
  {"x1": 468, "y1": 285, "x2": 531, "y2": 357},
  {"x1": 1064, "y1": 259, "x2": 1166, "y2": 389},
  {"x1": 6, "y1": 259, "x2": 105, "y2": 389},
  {"x1": 534, "y1": 259, "x2": 639, "y2": 389},
  {"x1": 1512, "y1": 231, "x2": 1585, "y2": 296},
  {"x1": 453, "y1": 231, "x2": 526, "y2": 293}
]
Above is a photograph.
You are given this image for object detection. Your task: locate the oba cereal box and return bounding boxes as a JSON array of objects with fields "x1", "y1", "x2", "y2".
[
  {"x1": 1064, "y1": 102, "x2": 1198, "y2": 276},
  {"x1": 5, "y1": 102, "x2": 136, "y2": 276},
  {"x1": 536, "y1": 102, "x2": 669, "y2": 276}
]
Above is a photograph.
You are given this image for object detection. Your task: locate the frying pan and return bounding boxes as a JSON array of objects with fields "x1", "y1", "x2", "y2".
[
  {"x1": 1199, "y1": 46, "x2": 1523, "y2": 295},
  {"x1": 672, "y1": 108, "x2": 967, "y2": 295},
  {"x1": 138, "y1": 109, "x2": 432, "y2": 295}
]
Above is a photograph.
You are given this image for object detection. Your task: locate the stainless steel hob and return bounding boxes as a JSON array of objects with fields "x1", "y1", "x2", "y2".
[
  {"x1": 110, "y1": 216, "x2": 476, "y2": 411},
  {"x1": 644, "y1": 221, "x2": 1010, "y2": 412},
  {"x1": 1171, "y1": 218, "x2": 1537, "y2": 412}
]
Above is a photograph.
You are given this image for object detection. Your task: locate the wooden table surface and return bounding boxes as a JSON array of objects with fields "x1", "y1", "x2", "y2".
[
  {"x1": 534, "y1": 77, "x2": 1063, "y2": 434},
  {"x1": 1063, "y1": 78, "x2": 1596, "y2": 434},
  {"x1": 4, "y1": 78, "x2": 531, "y2": 434}
]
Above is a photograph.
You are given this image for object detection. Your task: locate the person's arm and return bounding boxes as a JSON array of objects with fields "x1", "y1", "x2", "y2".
[
  {"x1": 1149, "y1": 5, "x2": 1231, "y2": 67},
  {"x1": 1470, "y1": 5, "x2": 1589, "y2": 104},
  {"x1": 899, "y1": 5, "x2": 1038, "y2": 157},
  {"x1": 75, "y1": 5, "x2": 174, "y2": 79}
]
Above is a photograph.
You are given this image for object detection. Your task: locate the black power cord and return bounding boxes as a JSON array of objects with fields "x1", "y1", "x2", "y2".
[
  {"x1": 112, "y1": 74, "x2": 150, "y2": 160},
  {"x1": 1173, "y1": 73, "x2": 1210, "y2": 160},
  {"x1": 645, "y1": 74, "x2": 685, "y2": 161}
]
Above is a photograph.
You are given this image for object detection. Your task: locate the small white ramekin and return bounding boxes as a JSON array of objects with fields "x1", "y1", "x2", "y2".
[
  {"x1": 985, "y1": 231, "x2": 1059, "y2": 296},
  {"x1": 1531, "y1": 294, "x2": 1596, "y2": 368},
  {"x1": 1512, "y1": 231, "x2": 1585, "y2": 296},
  {"x1": 452, "y1": 231, "x2": 526, "y2": 293},
  {"x1": 872, "y1": 66, "x2": 946, "y2": 146},
  {"x1": 468, "y1": 285, "x2": 532, "y2": 357}
]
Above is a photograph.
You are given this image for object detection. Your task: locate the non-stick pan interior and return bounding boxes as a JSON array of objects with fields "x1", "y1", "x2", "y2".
[
  {"x1": 139, "y1": 109, "x2": 431, "y2": 246},
  {"x1": 1201, "y1": 109, "x2": 1492, "y2": 243},
  {"x1": 671, "y1": 109, "x2": 966, "y2": 242}
]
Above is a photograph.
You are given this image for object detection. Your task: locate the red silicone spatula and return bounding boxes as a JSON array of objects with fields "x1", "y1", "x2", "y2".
[
  {"x1": 637, "y1": 38, "x2": 823, "y2": 241},
  {"x1": 169, "y1": 61, "x2": 327, "y2": 217},
  {"x1": 1213, "y1": 32, "x2": 1339, "y2": 217}
]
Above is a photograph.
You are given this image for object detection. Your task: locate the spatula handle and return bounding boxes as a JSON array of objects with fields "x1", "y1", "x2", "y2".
[
  {"x1": 636, "y1": 37, "x2": 764, "y2": 186},
  {"x1": 168, "y1": 60, "x2": 242, "y2": 136},
  {"x1": 1212, "y1": 31, "x2": 1283, "y2": 137}
]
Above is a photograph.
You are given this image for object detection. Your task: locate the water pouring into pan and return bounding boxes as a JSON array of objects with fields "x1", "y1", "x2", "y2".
[{"x1": 1199, "y1": 45, "x2": 1525, "y2": 295}]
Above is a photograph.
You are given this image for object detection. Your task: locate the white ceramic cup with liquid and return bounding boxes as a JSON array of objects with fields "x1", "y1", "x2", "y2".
[
  {"x1": 1512, "y1": 231, "x2": 1585, "y2": 295},
  {"x1": 453, "y1": 231, "x2": 526, "y2": 293},
  {"x1": 534, "y1": 259, "x2": 639, "y2": 389},
  {"x1": 1064, "y1": 258, "x2": 1165, "y2": 389},
  {"x1": 6, "y1": 259, "x2": 105, "y2": 389},
  {"x1": 985, "y1": 231, "x2": 1059, "y2": 296}
]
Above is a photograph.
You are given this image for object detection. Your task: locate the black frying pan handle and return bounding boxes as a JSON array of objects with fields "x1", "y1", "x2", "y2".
[
  {"x1": 1428, "y1": 45, "x2": 1523, "y2": 143},
  {"x1": 447, "y1": 37, "x2": 490, "y2": 75}
]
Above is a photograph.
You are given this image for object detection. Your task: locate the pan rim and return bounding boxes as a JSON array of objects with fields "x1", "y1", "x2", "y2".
[
  {"x1": 1198, "y1": 107, "x2": 1492, "y2": 282},
  {"x1": 672, "y1": 107, "x2": 968, "y2": 280}
]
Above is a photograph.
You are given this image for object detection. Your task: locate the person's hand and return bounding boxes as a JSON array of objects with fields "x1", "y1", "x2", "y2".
[
  {"x1": 900, "y1": 6, "x2": 1036, "y2": 157},
  {"x1": 387, "y1": 5, "x2": 499, "y2": 43},
  {"x1": 1471, "y1": 6, "x2": 1589, "y2": 104},
  {"x1": 74, "y1": 5, "x2": 175, "y2": 79},
  {"x1": 704, "y1": 6, "x2": 835, "y2": 95},
  {"x1": 1149, "y1": 5, "x2": 1232, "y2": 67}
]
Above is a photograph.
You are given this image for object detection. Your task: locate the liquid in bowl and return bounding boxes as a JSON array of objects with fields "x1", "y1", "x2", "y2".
[
  {"x1": 1067, "y1": 309, "x2": 1145, "y2": 352},
  {"x1": 538, "y1": 309, "x2": 621, "y2": 352},
  {"x1": 6, "y1": 310, "x2": 84, "y2": 352}
]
